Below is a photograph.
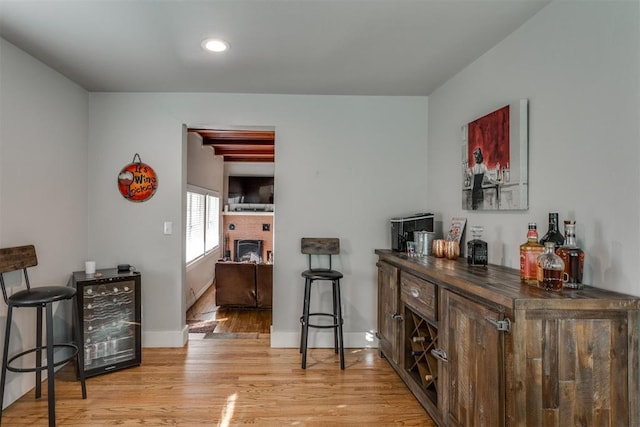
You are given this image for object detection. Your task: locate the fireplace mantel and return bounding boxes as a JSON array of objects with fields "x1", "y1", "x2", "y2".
[{"x1": 223, "y1": 212, "x2": 274, "y2": 216}]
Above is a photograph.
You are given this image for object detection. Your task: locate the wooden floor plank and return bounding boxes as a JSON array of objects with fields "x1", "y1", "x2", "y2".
[
  {"x1": 1, "y1": 338, "x2": 436, "y2": 426},
  {"x1": 187, "y1": 282, "x2": 272, "y2": 334}
]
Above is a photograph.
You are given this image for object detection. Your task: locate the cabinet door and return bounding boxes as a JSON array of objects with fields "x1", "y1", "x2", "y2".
[
  {"x1": 511, "y1": 310, "x2": 637, "y2": 426},
  {"x1": 76, "y1": 272, "x2": 142, "y2": 378},
  {"x1": 441, "y1": 290, "x2": 505, "y2": 427},
  {"x1": 377, "y1": 261, "x2": 401, "y2": 365}
]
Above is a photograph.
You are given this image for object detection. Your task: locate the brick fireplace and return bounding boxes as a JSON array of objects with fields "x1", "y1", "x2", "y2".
[{"x1": 222, "y1": 213, "x2": 273, "y2": 262}]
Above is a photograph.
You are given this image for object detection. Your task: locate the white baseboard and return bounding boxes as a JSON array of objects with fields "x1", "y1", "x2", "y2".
[
  {"x1": 270, "y1": 328, "x2": 378, "y2": 349},
  {"x1": 143, "y1": 327, "x2": 189, "y2": 347},
  {"x1": 2, "y1": 374, "x2": 41, "y2": 410},
  {"x1": 186, "y1": 277, "x2": 214, "y2": 310},
  {"x1": 141, "y1": 327, "x2": 378, "y2": 349},
  {"x1": 1, "y1": 349, "x2": 66, "y2": 410}
]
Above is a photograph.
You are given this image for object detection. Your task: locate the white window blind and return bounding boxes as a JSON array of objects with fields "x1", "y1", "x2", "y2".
[
  {"x1": 205, "y1": 194, "x2": 219, "y2": 251},
  {"x1": 186, "y1": 187, "x2": 220, "y2": 263},
  {"x1": 186, "y1": 192, "x2": 205, "y2": 263},
  {"x1": 185, "y1": 185, "x2": 220, "y2": 264}
]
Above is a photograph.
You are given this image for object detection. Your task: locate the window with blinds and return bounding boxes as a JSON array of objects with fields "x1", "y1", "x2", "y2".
[
  {"x1": 186, "y1": 187, "x2": 220, "y2": 264},
  {"x1": 205, "y1": 194, "x2": 219, "y2": 252}
]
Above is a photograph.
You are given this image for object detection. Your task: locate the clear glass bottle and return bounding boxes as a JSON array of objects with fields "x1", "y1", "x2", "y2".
[
  {"x1": 520, "y1": 223, "x2": 544, "y2": 285},
  {"x1": 536, "y1": 242, "x2": 565, "y2": 291},
  {"x1": 557, "y1": 220, "x2": 584, "y2": 289},
  {"x1": 540, "y1": 212, "x2": 565, "y2": 248}
]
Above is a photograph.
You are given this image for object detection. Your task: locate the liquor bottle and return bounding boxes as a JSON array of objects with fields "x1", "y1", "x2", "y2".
[
  {"x1": 467, "y1": 226, "x2": 488, "y2": 266},
  {"x1": 536, "y1": 242, "x2": 565, "y2": 291},
  {"x1": 557, "y1": 220, "x2": 585, "y2": 289},
  {"x1": 520, "y1": 223, "x2": 544, "y2": 285},
  {"x1": 540, "y1": 212, "x2": 565, "y2": 248}
]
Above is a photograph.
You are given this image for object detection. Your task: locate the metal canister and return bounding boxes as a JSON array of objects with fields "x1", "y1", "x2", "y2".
[
  {"x1": 414, "y1": 231, "x2": 436, "y2": 256},
  {"x1": 414, "y1": 231, "x2": 427, "y2": 256}
]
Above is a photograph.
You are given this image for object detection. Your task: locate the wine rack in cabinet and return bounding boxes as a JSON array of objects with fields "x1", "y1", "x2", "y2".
[
  {"x1": 399, "y1": 270, "x2": 441, "y2": 419},
  {"x1": 405, "y1": 310, "x2": 438, "y2": 405}
]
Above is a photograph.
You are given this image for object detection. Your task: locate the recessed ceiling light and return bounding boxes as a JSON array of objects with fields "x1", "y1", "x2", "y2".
[{"x1": 202, "y1": 38, "x2": 229, "y2": 53}]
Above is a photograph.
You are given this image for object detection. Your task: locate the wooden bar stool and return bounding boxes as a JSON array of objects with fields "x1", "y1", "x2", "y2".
[
  {"x1": 299, "y1": 238, "x2": 345, "y2": 369},
  {"x1": 0, "y1": 245, "x2": 87, "y2": 427}
]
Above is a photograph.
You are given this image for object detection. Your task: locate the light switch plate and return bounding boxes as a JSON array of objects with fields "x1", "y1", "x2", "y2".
[{"x1": 163, "y1": 221, "x2": 172, "y2": 235}]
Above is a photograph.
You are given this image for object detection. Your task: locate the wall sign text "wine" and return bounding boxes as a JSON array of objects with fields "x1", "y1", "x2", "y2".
[{"x1": 117, "y1": 153, "x2": 158, "y2": 202}]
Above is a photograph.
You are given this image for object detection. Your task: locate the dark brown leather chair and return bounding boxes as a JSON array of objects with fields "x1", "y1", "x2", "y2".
[
  {"x1": 215, "y1": 262, "x2": 256, "y2": 307},
  {"x1": 256, "y1": 263, "x2": 273, "y2": 308}
]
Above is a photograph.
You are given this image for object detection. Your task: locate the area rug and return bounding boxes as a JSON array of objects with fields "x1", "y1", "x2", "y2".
[{"x1": 186, "y1": 319, "x2": 218, "y2": 334}]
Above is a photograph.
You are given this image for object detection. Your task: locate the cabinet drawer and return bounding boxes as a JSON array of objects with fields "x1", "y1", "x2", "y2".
[{"x1": 401, "y1": 273, "x2": 437, "y2": 321}]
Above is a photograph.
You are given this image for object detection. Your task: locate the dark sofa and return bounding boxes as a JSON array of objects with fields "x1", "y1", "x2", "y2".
[{"x1": 214, "y1": 262, "x2": 272, "y2": 308}]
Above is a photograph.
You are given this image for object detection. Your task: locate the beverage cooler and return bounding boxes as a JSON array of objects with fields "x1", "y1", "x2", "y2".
[{"x1": 71, "y1": 268, "x2": 141, "y2": 378}]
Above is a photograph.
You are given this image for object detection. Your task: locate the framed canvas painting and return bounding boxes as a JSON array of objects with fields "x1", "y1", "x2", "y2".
[{"x1": 461, "y1": 99, "x2": 528, "y2": 211}]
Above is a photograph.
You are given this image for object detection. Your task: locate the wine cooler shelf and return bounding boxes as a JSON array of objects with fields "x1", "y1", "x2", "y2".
[
  {"x1": 72, "y1": 268, "x2": 142, "y2": 378},
  {"x1": 405, "y1": 309, "x2": 438, "y2": 405}
]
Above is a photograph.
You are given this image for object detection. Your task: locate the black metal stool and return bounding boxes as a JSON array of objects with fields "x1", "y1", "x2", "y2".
[
  {"x1": 299, "y1": 238, "x2": 345, "y2": 369},
  {"x1": 0, "y1": 245, "x2": 87, "y2": 427}
]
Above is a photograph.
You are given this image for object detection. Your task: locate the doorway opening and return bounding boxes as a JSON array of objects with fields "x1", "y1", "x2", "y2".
[{"x1": 185, "y1": 127, "x2": 275, "y2": 338}]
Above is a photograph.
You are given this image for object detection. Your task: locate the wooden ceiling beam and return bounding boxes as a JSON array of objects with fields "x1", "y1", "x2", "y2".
[
  {"x1": 223, "y1": 156, "x2": 274, "y2": 163},
  {"x1": 191, "y1": 129, "x2": 275, "y2": 141},
  {"x1": 203, "y1": 138, "x2": 274, "y2": 146},
  {"x1": 189, "y1": 128, "x2": 275, "y2": 163},
  {"x1": 210, "y1": 144, "x2": 274, "y2": 152}
]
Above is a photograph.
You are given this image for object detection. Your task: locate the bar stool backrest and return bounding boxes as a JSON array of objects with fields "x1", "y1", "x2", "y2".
[
  {"x1": 0, "y1": 245, "x2": 37, "y2": 304},
  {"x1": 301, "y1": 238, "x2": 340, "y2": 271}
]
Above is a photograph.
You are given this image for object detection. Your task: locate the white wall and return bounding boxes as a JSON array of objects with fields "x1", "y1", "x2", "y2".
[
  {"x1": 88, "y1": 95, "x2": 187, "y2": 346},
  {"x1": 88, "y1": 93, "x2": 429, "y2": 347},
  {"x1": 428, "y1": 1, "x2": 639, "y2": 296},
  {"x1": 0, "y1": 39, "x2": 89, "y2": 407}
]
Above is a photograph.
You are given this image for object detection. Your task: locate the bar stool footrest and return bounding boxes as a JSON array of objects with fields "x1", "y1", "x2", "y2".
[
  {"x1": 300, "y1": 312, "x2": 343, "y2": 329},
  {"x1": 7, "y1": 343, "x2": 79, "y2": 373}
]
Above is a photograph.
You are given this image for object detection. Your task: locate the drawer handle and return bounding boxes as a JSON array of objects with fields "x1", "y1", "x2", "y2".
[
  {"x1": 410, "y1": 288, "x2": 420, "y2": 298},
  {"x1": 430, "y1": 348, "x2": 448, "y2": 362},
  {"x1": 392, "y1": 313, "x2": 403, "y2": 321}
]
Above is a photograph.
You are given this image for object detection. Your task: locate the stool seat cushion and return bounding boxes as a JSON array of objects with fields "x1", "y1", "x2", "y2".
[
  {"x1": 8, "y1": 286, "x2": 76, "y2": 306},
  {"x1": 301, "y1": 269, "x2": 343, "y2": 280}
]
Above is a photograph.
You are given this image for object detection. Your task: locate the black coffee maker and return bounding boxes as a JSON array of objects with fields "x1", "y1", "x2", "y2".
[{"x1": 390, "y1": 213, "x2": 434, "y2": 252}]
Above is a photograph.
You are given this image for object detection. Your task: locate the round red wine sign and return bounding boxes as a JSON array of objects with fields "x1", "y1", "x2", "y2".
[{"x1": 117, "y1": 157, "x2": 158, "y2": 202}]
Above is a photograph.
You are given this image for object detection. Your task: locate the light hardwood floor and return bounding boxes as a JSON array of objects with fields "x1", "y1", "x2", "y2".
[
  {"x1": 1, "y1": 337, "x2": 435, "y2": 426},
  {"x1": 186, "y1": 283, "x2": 272, "y2": 334},
  {"x1": 2, "y1": 285, "x2": 436, "y2": 425}
]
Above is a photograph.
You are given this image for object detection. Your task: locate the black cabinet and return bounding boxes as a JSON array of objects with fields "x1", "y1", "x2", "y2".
[{"x1": 71, "y1": 269, "x2": 141, "y2": 378}]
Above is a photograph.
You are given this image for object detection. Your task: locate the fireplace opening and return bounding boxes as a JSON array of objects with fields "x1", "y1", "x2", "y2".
[{"x1": 234, "y1": 239, "x2": 263, "y2": 262}]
